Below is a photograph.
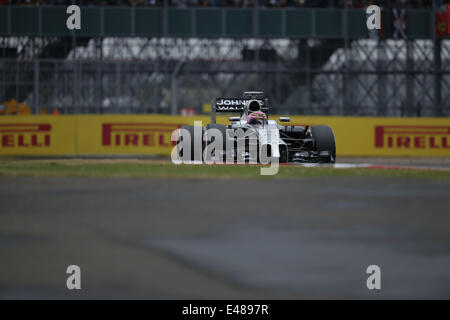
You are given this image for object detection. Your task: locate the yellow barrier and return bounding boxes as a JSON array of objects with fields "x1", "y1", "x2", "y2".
[
  {"x1": 0, "y1": 116, "x2": 77, "y2": 155},
  {"x1": 1, "y1": 115, "x2": 450, "y2": 156},
  {"x1": 77, "y1": 115, "x2": 194, "y2": 156},
  {"x1": 288, "y1": 116, "x2": 450, "y2": 157}
]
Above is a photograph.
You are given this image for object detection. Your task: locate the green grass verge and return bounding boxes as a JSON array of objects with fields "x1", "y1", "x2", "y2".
[{"x1": 1, "y1": 161, "x2": 450, "y2": 180}]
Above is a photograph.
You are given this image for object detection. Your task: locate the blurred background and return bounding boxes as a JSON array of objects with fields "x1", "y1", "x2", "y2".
[{"x1": 1, "y1": 0, "x2": 450, "y2": 117}]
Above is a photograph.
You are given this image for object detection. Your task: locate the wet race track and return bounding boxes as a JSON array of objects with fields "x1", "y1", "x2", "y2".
[{"x1": 1, "y1": 158, "x2": 450, "y2": 299}]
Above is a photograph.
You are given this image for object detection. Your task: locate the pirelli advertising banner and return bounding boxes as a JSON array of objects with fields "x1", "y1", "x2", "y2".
[
  {"x1": 0, "y1": 116, "x2": 77, "y2": 155},
  {"x1": 1, "y1": 115, "x2": 450, "y2": 157},
  {"x1": 288, "y1": 116, "x2": 450, "y2": 157},
  {"x1": 76, "y1": 115, "x2": 187, "y2": 155}
]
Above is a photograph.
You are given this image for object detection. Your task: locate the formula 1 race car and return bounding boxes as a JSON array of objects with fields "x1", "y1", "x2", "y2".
[{"x1": 176, "y1": 91, "x2": 336, "y2": 164}]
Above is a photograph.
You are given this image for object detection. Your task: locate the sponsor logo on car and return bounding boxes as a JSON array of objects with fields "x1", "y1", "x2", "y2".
[
  {"x1": 375, "y1": 125, "x2": 450, "y2": 149},
  {"x1": 0, "y1": 123, "x2": 51, "y2": 148},
  {"x1": 216, "y1": 99, "x2": 249, "y2": 106},
  {"x1": 216, "y1": 106, "x2": 244, "y2": 112},
  {"x1": 215, "y1": 98, "x2": 265, "y2": 112},
  {"x1": 102, "y1": 123, "x2": 180, "y2": 147}
]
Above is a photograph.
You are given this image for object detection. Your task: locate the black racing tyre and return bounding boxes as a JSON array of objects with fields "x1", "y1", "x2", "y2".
[
  {"x1": 177, "y1": 125, "x2": 203, "y2": 161},
  {"x1": 204, "y1": 123, "x2": 228, "y2": 162},
  {"x1": 205, "y1": 123, "x2": 227, "y2": 146},
  {"x1": 279, "y1": 144, "x2": 289, "y2": 163},
  {"x1": 311, "y1": 125, "x2": 336, "y2": 163}
]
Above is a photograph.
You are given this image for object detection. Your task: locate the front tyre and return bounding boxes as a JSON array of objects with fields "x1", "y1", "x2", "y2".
[{"x1": 311, "y1": 125, "x2": 336, "y2": 163}]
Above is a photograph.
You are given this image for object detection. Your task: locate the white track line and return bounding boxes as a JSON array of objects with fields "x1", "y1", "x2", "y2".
[{"x1": 295, "y1": 163, "x2": 450, "y2": 171}]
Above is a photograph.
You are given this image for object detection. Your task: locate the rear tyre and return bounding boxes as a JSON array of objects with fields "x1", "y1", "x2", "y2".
[
  {"x1": 177, "y1": 125, "x2": 203, "y2": 161},
  {"x1": 311, "y1": 125, "x2": 336, "y2": 163},
  {"x1": 205, "y1": 123, "x2": 227, "y2": 145},
  {"x1": 204, "y1": 123, "x2": 228, "y2": 162}
]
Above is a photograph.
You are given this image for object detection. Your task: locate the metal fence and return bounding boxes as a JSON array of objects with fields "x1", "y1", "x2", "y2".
[{"x1": 1, "y1": 36, "x2": 450, "y2": 116}]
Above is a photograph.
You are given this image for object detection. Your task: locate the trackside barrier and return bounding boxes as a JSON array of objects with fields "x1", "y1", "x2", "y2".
[{"x1": 1, "y1": 115, "x2": 450, "y2": 157}]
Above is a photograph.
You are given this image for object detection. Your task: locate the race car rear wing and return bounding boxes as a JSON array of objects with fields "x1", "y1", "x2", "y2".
[{"x1": 210, "y1": 98, "x2": 269, "y2": 124}]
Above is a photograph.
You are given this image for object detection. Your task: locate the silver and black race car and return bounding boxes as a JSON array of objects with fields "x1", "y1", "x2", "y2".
[{"x1": 177, "y1": 91, "x2": 336, "y2": 164}]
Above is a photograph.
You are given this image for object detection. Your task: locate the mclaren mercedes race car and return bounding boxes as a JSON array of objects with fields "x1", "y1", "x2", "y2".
[{"x1": 176, "y1": 91, "x2": 336, "y2": 164}]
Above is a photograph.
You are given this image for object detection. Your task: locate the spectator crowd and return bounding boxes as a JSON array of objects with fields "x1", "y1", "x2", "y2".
[{"x1": 0, "y1": 0, "x2": 442, "y2": 8}]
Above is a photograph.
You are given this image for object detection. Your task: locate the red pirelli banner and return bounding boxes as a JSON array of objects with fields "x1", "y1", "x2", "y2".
[
  {"x1": 0, "y1": 117, "x2": 76, "y2": 155},
  {"x1": 1, "y1": 115, "x2": 450, "y2": 157},
  {"x1": 77, "y1": 115, "x2": 187, "y2": 156},
  {"x1": 375, "y1": 125, "x2": 450, "y2": 149},
  {"x1": 291, "y1": 116, "x2": 450, "y2": 156}
]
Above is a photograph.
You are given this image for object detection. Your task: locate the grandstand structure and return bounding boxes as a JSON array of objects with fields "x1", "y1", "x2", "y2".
[{"x1": 0, "y1": 3, "x2": 449, "y2": 116}]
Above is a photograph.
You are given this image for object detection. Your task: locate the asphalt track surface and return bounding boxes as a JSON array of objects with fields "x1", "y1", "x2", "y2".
[{"x1": 1, "y1": 158, "x2": 450, "y2": 299}]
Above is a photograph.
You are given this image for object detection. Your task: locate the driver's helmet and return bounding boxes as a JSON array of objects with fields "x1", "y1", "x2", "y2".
[{"x1": 247, "y1": 111, "x2": 267, "y2": 126}]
